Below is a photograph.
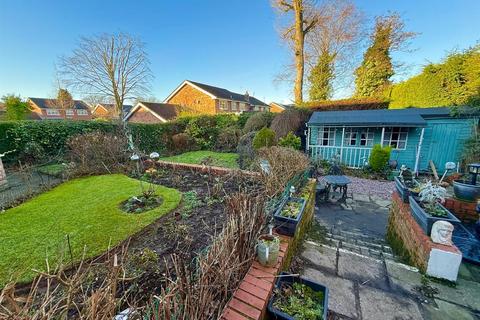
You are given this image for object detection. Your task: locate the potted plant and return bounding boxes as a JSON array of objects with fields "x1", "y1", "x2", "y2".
[
  {"x1": 273, "y1": 197, "x2": 307, "y2": 236},
  {"x1": 257, "y1": 234, "x2": 280, "y2": 267},
  {"x1": 267, "y1": 272, "x2": 328, "y2": 320},
  {"x1": 394, "y1": 168, "x2": 420, "y2": 203},
  {"x1": 409, "y1": 181, "x2": 460, "y2": 235},
  {"x1": 453, "y1": 163, "x2": 480, "y2": 202}
]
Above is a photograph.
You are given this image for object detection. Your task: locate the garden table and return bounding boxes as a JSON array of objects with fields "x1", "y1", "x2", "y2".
[{"x1": 323, "y1": 175, "x2": 351, "y2": 201}]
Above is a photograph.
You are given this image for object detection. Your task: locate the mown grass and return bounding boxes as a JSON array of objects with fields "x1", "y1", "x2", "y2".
[
  {"x1": 160, "y1": 151, "x2": 239, "y2": 169},
  {"x1": 0, "y1": 174, "x2": 181, "y2": 286}
]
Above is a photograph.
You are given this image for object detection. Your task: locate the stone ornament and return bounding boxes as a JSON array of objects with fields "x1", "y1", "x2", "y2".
[{"x1": 430, "y1": 220, "x2": 454, "y2": 246}]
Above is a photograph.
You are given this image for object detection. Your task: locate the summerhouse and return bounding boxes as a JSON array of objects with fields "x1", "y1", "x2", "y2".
[{"x1": 306, "y1": 107, "x2": 479, "y2": 173}]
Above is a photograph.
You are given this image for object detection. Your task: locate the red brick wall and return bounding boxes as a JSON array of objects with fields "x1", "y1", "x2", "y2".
[
  {"x1": 127, "y1": 107, "x2": 164, "y2": 123},
  {"x1": 443, "y1": 198, "x2": 479, "y2": 223},
  {"x1": 387, "y1": 192, "x2": 461, "y2": 272},
  {"x1": 166, "y1": 84, "x2": 217, "y2": 114}
]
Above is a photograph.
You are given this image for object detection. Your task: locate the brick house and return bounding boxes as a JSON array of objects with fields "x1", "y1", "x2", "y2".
[
  {"x1": 28, "y1": 98, "x2": 92, "y2": 120},
  {"x1": 164, "y1": 80, "x2": 269, "y2": 114},
  {"x1": 269, "y1": 102, "x2": 295, "y2": 113},
  {"x1": 125, "y1": 101, "x2": 181, "y2": 123},
  {"x1": 92, "y1": 103, "x2": 133, "y2": 119}
]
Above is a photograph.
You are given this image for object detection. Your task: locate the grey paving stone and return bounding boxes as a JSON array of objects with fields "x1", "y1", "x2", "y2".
[
  {"x1": 301, "y1": 243, "x2": 337, "y2": 274},
  {"x1": 359, "y1": 286, "x2": 423, "y2": 320},
  {"x1": 385, "y1": 260, "x2": 423, "y2": 295},
  {"x1": 337, "y1": 249, "x2": 389, "y2": 290},
  {"x1": 434, "y1": 278, "x2": 480, "y2": 311},
  {"x1": 422, "y1": 299, "x2": 476, "y2": 320},
  {"x1": 302, "y1": 267, "x2": 359, "y2": 319}
]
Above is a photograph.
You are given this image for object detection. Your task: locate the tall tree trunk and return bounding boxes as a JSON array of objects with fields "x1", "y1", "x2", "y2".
[{"x1": 293, "y1": 0, "x2": 304, "y2": 104}]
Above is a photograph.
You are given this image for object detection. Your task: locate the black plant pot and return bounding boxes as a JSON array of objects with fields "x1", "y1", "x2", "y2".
[
  {"x1": 394, "y1": 177, "x2": 419, "y2": 203},
  {"x1": 267, "y1": 272, "x2": 328, "y2": 320},
  {"x1": 453, "y1": 180, "x2": 480, "y2": 202},
  {"x1": 273, "y1": 197, "x2": 306, "y2": 237},
  {"x1": 408, "y1": 196, "x2": 461, "y2": 236}
]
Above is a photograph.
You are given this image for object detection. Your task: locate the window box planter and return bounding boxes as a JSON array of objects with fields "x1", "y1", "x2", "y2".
[
  {"x1": 267, "y1": 272, "x2": 328, "y2": 320},
  {"x1": 394, "y1": 176, "x2": 419, "y2": 203},
  {"x1": 273, "y1": 197, "x2": 306, "y2": 236},
  {"x1": 408, "y1": 196, "x2": 460, "y2": 236}
]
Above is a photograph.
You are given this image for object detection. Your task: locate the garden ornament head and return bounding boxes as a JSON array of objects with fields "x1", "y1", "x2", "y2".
[{"x1": 431, "y1": 221, "x2": 454, "y2": 246}]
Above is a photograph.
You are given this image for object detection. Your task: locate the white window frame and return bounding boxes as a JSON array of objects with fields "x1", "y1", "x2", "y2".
[
  {"x1": 344, "y1": 128, "x2": 358, "y2": 146},
  {"x1": 383, "y1": 127, "x2": 408, "y2": 150},
  {"x1": 317, "y1": 126, "x2": 336, "y2": 146},
  {"x1": 219, "y1": 100, "x2": 227, "y2": 110},
  {"x1": 65, "y1": 109, "x2": 74, "y2": 116},
  {"x1": 77, "y1": 109, "x2": 88, "y2": 116},
  {"x1": 46, "y1": 108, "x2": 60, "y2": 116},
  {"x1": 360, "y1": 129, "x2": 374, "y2": 147}
]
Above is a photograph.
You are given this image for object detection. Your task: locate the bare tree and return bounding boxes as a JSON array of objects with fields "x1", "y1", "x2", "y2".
[
  {"x1": 306, "y1": 0, "x2": 364, "y2": 95},
  {"x1": 58, "y1": 33, "x2": 153, "y2": 119},
  {"x1": 272, "y1": 0, "x2": 318, "y2": 104}
]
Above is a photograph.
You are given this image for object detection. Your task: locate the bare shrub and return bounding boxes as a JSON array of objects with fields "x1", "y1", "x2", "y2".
[
  {"x1": 270, "y1": 108, "x2": 309, "y2": 139},
  {"x1": 256, "y1": 146, "x2": 310, "y2": 197},
  {"x1": 145, "y1": 192, "x2": 266, "y2": 319},
  {"x1": 236, "y1": 131, "x2": 257, "y2": 169},
  {"x1": 67, "y1": 131, "x2": 129, "y2": 176}
]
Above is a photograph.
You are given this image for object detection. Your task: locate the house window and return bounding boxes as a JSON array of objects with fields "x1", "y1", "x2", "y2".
[
  {"x1": 383, "y1": 127, "x2": 408, "y2": 149},
  {"x1": 344, "y1": 128, "x2": 358, "y2": 146},
  {"x1": 235, "y1": 102, "x2": 240, "y2": 111},
  {"x1": 360, "y1": 129, "x2": 374, "y2": 147},
  {"x1": 227, "y1": 100, "x2": 232, "y2": 111},
  {"x1": 317, "y1": 127, "x2": 336, "y2": 146},
  {"x1": 77, "y1": 109, "x2": 88, "y2": 116},
  {"x1": 219, "y1": 100, "x2": 226, "y2": 110},
  {"x1": 46, "y1": 109, "x2": 60, "y2": 116},
  {"x1": 65, "y1": 109, "x2": 74, "y2": 116}
]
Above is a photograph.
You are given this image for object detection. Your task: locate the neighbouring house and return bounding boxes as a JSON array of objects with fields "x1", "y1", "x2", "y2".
[
  {"x1": 306, "y1": 107, "x2": 479, "y2": 173},
  {"x1": 92, "y1": 103, "x2": 134, "y2": 119},
  {"x1": 124, "y1": 101, "x2": 182, "y2": 123},
  {"x1": 28, "y1": 98, "x2": 92, "y2": 120},
  {"x1": 164, "y1": 80, "x2": 269, "y2": 114},
  {"x1": 269, "y1": 102, "x2": 295, "y2": 113}
]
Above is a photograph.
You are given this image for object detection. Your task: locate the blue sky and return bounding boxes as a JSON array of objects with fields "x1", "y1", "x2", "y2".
[{"x1": 0, "y1": 0, "x2": 479, "y2": 104}]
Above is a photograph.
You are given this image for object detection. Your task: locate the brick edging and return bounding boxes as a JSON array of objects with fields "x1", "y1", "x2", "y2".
[
  {"x1": 155, "y1": 160, "x2": 260, "y2": 177},
  {"x1": 221, "y1": 235, "x2": 291, "y2": 320}
]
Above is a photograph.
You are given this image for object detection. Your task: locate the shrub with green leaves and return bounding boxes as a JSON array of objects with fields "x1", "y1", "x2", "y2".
[
  {"x1": 242, "y1": 112, "x2": 274, "y2": 133},
  {"x1": 278, "y1": 132, "x2": 301, "y2": 150},
  {"x1": 253, "y1": 127, "x2": 276, "y2": 150},
  {"x1": 369, "y1": 144, "x2": 392, "y2": 172},
  {"x1": 215, "y1": 127, "x2": 242, "y2": 152}
]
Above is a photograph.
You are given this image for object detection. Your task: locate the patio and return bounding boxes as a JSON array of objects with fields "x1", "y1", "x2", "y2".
[{"x1": 293, "y1": 176, "x2": 480, "y2": 319}]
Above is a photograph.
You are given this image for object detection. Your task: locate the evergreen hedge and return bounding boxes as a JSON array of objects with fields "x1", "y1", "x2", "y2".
[{"x1": 0, "y1": 114, "x2": 240, "y2": 163}]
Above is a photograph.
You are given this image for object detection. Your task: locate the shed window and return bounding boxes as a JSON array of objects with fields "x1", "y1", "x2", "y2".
[
  {"x1": 384, "y1": 127, "x2": 408, "y2": 149},
  {"x1": 344, "y1": 128, "x2": 358, "y2": 146},
  {"x1": 360, "y1": 129, "x2": 374, "y2": 147},
  {"x1": 317, "y1": 127, "x2": 336, "y2": 146}
]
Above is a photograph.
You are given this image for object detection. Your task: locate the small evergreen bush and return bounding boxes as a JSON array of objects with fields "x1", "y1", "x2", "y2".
[
  {"x1": 215, "y1": 127, "x2": 241, "y2": 152},
  {"x1": 278, "y1": 132, "x2": 301, "y2": 150},
  {"x1": 242, "y1": 112, "x2": 274, "y2": 133},
  {"x1": 369, "y1": 144, "x2": 392, "y2": 172},
  {"x1": 253, "y1": 127, "x2": 276, "y2": 150}
]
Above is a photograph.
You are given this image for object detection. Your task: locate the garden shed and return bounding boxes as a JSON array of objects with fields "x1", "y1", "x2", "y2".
[{"x1": 306, "y1": 107, "x2": 479, "y2": 172}]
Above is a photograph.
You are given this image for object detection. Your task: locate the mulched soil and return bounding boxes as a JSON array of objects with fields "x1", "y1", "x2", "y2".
[{"x1": 118, "y1": 166, "x2": 261, "y2": 299}]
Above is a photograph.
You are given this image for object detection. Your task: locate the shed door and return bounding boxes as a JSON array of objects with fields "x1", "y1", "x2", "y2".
[{"x1": 425, "y1": 123, "x2": 464, "y2": 170}]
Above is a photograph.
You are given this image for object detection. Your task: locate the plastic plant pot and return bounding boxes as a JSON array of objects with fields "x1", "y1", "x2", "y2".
[
  {"x1": 273, "y1": 197, "x2": 306, "y2": 236},
  {"x1": 408, "y1": 196, "x2": 461, "y2": 236}
]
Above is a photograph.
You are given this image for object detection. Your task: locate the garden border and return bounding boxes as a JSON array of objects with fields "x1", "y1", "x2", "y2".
[
  {"x1": 221, "y1": 179, "x2": 317, "y2": 320},
  {"x1": 155, "y1": 160, "x2": 260, "y2": 177}
]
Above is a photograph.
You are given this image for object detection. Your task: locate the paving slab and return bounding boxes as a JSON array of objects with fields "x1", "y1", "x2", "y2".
[
  {"x1": 385, "y1": 260, "x2": 423, "y2": 296},
  {"x1": 302, "y1": 267, "x2": 358, "y2": 319},
  {"x1": 422, "y1": 299, "x2": 476, "y2": 320},
  {"x1": 434, "y1": 278, "x2": 480, "y2": 311},
  {"x1": 359, "y1": 286, "x2": 423, "y2": 320},
  {"x1": 337, "y1": 249, "x2": 389, "y2": 290},
  {"x1": 301, "y1": 242, "x2": 337, "y2": 274}
]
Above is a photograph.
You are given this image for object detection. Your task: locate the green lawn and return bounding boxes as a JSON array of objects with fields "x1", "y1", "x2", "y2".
[
  {"x1": 0, "y1": 174, "x2": 181, "y2": 286},
  {"x1": 160, "y1": 151, "x2": 239, "y2": 169}
]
